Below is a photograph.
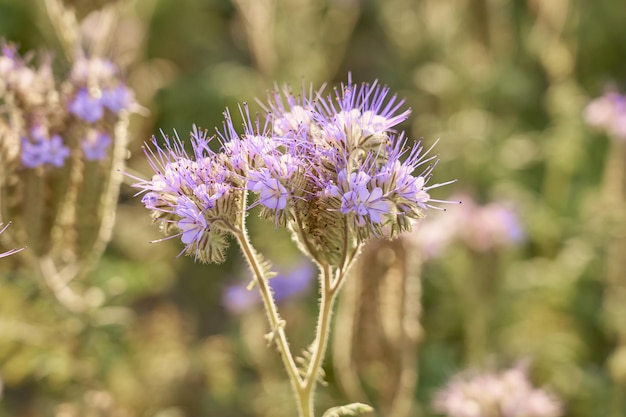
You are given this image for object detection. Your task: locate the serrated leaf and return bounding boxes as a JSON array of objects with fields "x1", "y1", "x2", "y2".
[{"x1": 322, "y1": 403, "x2": 374, "y2": 417}]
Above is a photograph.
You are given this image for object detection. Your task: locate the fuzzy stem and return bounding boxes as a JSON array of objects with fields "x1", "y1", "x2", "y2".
[
  {"x1": 233, "y1": 190, "x2": 305, "y2": 415},
  {"x1": 300, "y1": 264, "x2": 336, "y2": 417},
  {"x1": 300, "y1": 240, "x2": 363, "y2": 417}
]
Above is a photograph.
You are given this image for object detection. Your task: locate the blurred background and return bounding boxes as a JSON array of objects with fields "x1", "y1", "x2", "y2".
[{"x1": 1, "y1": 0, "x2": 625, "y2": 416}]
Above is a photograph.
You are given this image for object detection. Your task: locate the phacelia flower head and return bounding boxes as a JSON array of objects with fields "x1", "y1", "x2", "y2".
[
  {"x1": 134, "y1": 75, "x2": 455, "y2": 265},
  {"x1": 433, "y1": 363, "x2": 563, "y2": 417},
  {"x1": 132, "y1": 126, "x2": 242, "y2": 263}
]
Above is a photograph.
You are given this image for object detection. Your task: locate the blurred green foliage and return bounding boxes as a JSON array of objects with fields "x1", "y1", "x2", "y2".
[{"x1": 1, "y1": 0, "x2": 626, "y2": 416}]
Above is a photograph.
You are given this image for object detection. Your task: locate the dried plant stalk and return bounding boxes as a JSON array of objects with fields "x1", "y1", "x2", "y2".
[{"x1": 333, "y1": 236, "x2": 423, "y2": 417}]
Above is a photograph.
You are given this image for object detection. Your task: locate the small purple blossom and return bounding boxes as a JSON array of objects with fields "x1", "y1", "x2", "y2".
[
  {"x1": 82, "y1": 132, "x2": 111, "y2": 160},
  {"x1": 248, "y1": 169, "x2": 290, "y2": 211},
  {"x1": 141, "y1": 192, "x2": 162, "y2": 210},
  {"x1": 342, "y1": 186, "x2": 389, "y2": 226},
  {"x1": 20, "y1": 130, "x2": 70, "y2": 168},
  {"x1": 176, "y1": 196, "x2": 209, "y2": 246},
  {"x1": 46, "y1": 134, "x2": 70, "y2": 167},
  {"x1": 101, "y1": 84, "x2": 133, "y2": 113},
  {"x1": 21, "y1": 137, "x2": 50, "y2": 168},
  {"x1": 68, "y1": 88, "x2": 104, "y2": 123}
]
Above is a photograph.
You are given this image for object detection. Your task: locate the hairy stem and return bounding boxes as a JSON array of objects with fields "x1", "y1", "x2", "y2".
[
  {"x1": 233, "y1": 191, "x2": 305, "y2": 415},
  {"x1": 300, "y1": 264, "x2": 335, "y2": 417},
  {"x1": 300, "y1": 241, "x2": 363, "y2": 417}
]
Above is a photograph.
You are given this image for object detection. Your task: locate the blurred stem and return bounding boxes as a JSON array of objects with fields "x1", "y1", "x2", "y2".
[
  {"x1": 459, "y1": 251, "x2": 493, "y2": 366},
  {"x1": 543, "y1": 143, "x2": 573, "y2": 211},
  {"x1": 42, "y1": 0, "x2": 79, "y2": 62},
  {"x1": 602, "y1": 136, "x2": 626, "y2": 417},
  {"x1": 76, "y1": 112, "x2": 130, "y2": 281},
  {"x1": 233, "y1": 190, "x2": 305, "y2": 415},
  {"x1": 601, "y1": 137, "x2": 625, "y2": 206}
]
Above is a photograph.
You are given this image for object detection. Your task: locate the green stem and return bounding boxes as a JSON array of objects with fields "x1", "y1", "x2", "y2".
[
  {"x1": 300, "y1": 240, "x2": 362, "y2": 417},
  {"x1": 300, "y1": 264, "x2": 336, "y2": 417},
  {"x1": 233, "y1": 191, "x2": 304, "y2": 414}
]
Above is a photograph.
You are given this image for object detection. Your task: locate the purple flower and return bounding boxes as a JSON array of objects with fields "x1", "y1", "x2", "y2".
[
  {"x1": 341, "y1": 186, "x2": 389, "y2": 226},
  {"x1": 101, "y1": 84, "x2": 133, "y2": 113},
  {"x1": 68, "y1": 88, "x2": 104, "y2": 123},
  {"x1": 176, "y1": 196, "x2": 209, "y2": 246},
  {"x1": 46, "y1": 134, "x2": 70, "y2": 167},
  {"x1": 21, "y1": 137, "x2": 49, "y2": 168},
  {"x1": 248, "y1": 169, "x2": 290, "y2": 211},
  {"x1": 131, "y1": 126, "x2": 238, "y2": 263},
  {"x1": 20, "y1": 130, "x2": 70, "y2": 168},
  {"x1": 141, "y1": 192, "x2": 163, "y2": 210},
  {"x1": 82, "y1": 132, "x2": 111, "y2": 160}
]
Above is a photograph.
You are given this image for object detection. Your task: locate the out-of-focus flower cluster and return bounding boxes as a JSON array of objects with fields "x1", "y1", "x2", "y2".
[
  {"x1": 583, "y1": 89, "x2": 626, "y2": 141},
  {"x1": 135, "y1": 76, "x2": 453, "y2": 264},
  {"x1": 0, "y1": 42, "x2": 134, "y2": 167},
  {"x1": 409, "y1": 194, "x2": 523, "y2": 259},
  {"x1": 433, "y1": 364, "x2": 563, "y2": 417}
]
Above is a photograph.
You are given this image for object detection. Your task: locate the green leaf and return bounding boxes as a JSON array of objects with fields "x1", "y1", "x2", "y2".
[{"x1": 322, "y1": 403, "x2": 374, "y2": 417}]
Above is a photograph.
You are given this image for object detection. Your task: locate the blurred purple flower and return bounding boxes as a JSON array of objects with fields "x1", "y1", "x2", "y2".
[
  {"x1": 433, "y1": 363, "x2": 563, "y2": 417},
  {"x1": 20, "y1": 130, "x2": 70, "y2": 168},
  {"x1": 21, "y1": 136, "x2": 50, "y2": 168},
  {"x1": 46, "y1": 135, "x2": 70, "y2": 167},
  {"x1": 69, "y1": 88, "x2": 104, "y2": 123},
  {"x1": 82, "y1": 131, "x2": 111, "y2": 160},
  {"x1": 584, "y1": 89, "x2": 626, "y2": 140},
  {"x1": 409, "y1": 195, "x2": 524, "y2": 259},
  {"x1": 223, "y1": 260, "x2": 315, "y2": 314},
  {"x1": 102, "y1": 84, "x2": 133, "y2": 113}
]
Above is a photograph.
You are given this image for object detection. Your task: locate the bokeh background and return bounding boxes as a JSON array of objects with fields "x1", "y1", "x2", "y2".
[{"x1": 1, "y1": 0, "x2": 626, "y2": 416}]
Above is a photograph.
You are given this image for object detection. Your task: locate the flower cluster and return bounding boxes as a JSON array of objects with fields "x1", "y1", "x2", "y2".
[
  {"x1": 409, "y1": 194, "x2": 523, "y2": 259},
  {"x1": 583, "y1": 88, "x2": 626, "y2": 141},
  {"x1": 0, "y1": 43, "x2": 134, "y2": 168},
  {"x1": 135, "y1": 76, "x2": 453, "y2": 264},
  {"x1": 433, "y1": 364, "x2": 563, "y2": 417}
]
